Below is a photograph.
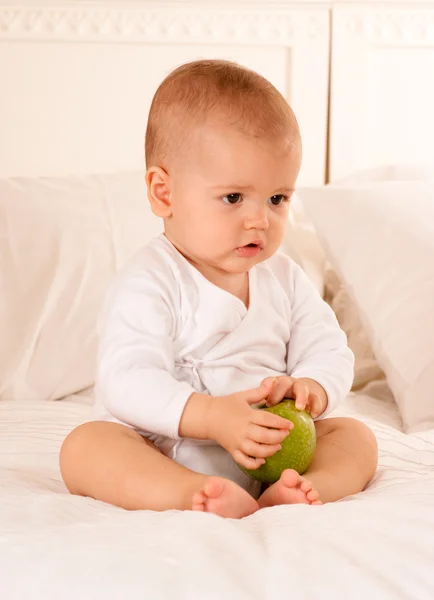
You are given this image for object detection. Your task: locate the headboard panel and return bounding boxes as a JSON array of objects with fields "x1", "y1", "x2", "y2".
[
  {"x1": 0, "y1": 2, "x2": 330, "y2": 185},
  {"x1": 329, "y1": 3, "x2": 434, "y2": 181}
]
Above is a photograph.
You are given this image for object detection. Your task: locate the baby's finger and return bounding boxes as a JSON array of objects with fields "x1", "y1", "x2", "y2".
[
  {"x1": 247, "y1": 424, "x2": 290, "y2": 445},
  {"x1": 245, "y1": 381, "x2": 275, "y2": 405},
  {"x1": 241, "y1": 440, "x2": 282, "y2": 459},
  {"x1": 253, "y1": 410, "x2": 293, "y2": 431},
  {"x1": 260, "y1": 376, "x2": 278, "y2": 389},
  {"x1": 309, "y1": 393, "x2": 322, "y2": 419},
  {"x1": 266, "y1": 376, "x2": 295, "y2": 406},
  {"x1": 293, "y1": 380, "x2": 310, "y2": 410},
  {"x1": 233, "y1": 450, "x2": 266, "y2": 471}
]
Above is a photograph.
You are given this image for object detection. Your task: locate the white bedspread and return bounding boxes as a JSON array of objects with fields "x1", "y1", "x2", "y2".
[{"x1": 1, "y1": 385, "x2": 434, "y2": 600}]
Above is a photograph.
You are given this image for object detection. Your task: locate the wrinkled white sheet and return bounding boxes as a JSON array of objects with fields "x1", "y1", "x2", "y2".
[{"x1": 1, "y1": 384, "x2": 433, "y2": 600}]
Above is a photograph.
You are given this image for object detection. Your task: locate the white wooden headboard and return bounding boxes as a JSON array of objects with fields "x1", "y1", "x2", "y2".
[
  {"x1": 329, "y1": 2, "x2": 434, "y2": 181},
  {"x1": 0, "y1": 1, "x2": 329, "y2": 184},
  {"x1": 1, "y1": 1, "x2": 434, "y2": 184}
]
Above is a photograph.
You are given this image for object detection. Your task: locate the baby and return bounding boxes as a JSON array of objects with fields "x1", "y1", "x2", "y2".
[{"x1": 60, "y1": 60, "x2": 378, "y2": 518}]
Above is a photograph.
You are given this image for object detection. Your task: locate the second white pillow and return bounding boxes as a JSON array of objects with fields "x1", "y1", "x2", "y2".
[{"x1": 299, "y1": 179, "x2": 434, "y2": 433}]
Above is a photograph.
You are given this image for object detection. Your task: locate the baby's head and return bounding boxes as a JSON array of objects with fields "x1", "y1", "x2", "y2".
[{"x1": 145, "y1": 59, "x2": 301, "y2": 276}]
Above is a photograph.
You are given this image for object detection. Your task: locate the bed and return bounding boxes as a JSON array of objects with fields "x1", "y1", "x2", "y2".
[
  {"x1": 1, "y1": 388, "x2": 434, "y2": 599},
  {"x1": 2, "y1": 1, "x2": 434, "y2": 598}
]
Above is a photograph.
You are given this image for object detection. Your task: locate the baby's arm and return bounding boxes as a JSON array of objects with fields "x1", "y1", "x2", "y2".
[
  {"x1": 96, "y1": 265, "x2": 203, "y2": 439},
  {"x1": 286, "y1": 262, "x2": 354, "y2": 417}
]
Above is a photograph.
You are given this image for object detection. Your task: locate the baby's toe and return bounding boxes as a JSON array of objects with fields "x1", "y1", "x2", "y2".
[
  {"x1": 306, "y1": 489, "x2": 319, "y2": 502},
  {"x1": 203, "y1": 477, "x2": 225, "y2": 499},
  {"x1": 300, "y1": 479, "x2": 313, "y2": 493},
  {"x1": 280, "y1": 469, "x2": 300, "y2": 488},
  {"x1": 192, "y1": 490, "x2": 207, "y2": 511}
]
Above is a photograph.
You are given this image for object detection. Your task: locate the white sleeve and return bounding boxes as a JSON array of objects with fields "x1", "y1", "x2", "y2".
[
  {"x1": 286, "y1": 262, "x2": 354, "y2": 418},
  {"x1": 95, "y1": 266, "x2": 195, "y2": 439}
]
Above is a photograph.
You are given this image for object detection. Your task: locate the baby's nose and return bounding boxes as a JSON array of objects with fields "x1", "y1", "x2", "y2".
[{"x1": 244, "y1": 208, "x2": 269, "y2": 230}]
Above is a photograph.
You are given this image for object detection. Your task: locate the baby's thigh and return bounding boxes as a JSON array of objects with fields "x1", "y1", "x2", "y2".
[{"x1": 315, "y1": 417, "x2": 378, "y2": 464}]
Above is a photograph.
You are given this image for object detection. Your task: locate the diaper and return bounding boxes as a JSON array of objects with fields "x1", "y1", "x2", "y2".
[{"x1": 153, "y1": 436, "x2": 262, "y2": 499}]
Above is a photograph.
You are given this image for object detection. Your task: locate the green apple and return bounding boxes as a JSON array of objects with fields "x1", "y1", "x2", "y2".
[{"x1": 238, "y1": 399, "x2": 316, "y2": 483}]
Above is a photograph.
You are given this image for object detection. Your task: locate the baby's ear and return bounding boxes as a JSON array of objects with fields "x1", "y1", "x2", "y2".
[{"x1": 145, "y1": 166, "x2": 172, "y2": 217}]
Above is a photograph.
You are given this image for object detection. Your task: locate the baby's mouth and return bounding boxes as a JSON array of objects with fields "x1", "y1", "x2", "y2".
[
  {"x1": 236, "y1": 241, "x2": 264, "y2": 257},
  {"x1": 242, "y1": 241, "x2": 264, "y2": 250}
]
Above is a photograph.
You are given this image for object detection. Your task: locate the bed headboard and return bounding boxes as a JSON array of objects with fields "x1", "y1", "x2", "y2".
[
  {"x1": 329, "y1": 2, "x2": 434, "y2": 182},
  {"x1": 0, "y1": 1, "x2": 330, "y2": 184},
  {"x1": 2, "y1": 1, "x2": 434, "y2": 184}
]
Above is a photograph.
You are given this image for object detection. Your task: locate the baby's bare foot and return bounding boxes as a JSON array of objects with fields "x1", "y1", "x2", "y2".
[
  {"x1": 258, "y1": 469, "x2": 322, "y2": 508},
  {"x1": 191, "y1": 477, "x2": 259, "y2": 519}
]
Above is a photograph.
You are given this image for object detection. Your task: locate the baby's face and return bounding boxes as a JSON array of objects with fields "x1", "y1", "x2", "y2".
[{"x1": 165, "y1": 123, "x2": 301, "y2": 275}]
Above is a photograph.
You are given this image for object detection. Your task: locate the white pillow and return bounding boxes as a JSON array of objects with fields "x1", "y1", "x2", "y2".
[
  {"x1": 313, "y1": 165, "x2": 434, "y2": 392},
  {"x1": 0, "y1": 171, "x2": 162, "y2": 401},
  {"x1": 298, "y1": 179, "x2": 434, "y2": 433},
  {"x1": 323, "y1": 268, "x2": 385, "y2": 391},
  {"x1": 281, "y1": 194, "x2": 327, "y2": 296}
]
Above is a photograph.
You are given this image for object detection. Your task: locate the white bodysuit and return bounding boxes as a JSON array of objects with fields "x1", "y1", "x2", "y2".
[{"x1": 93, "y1": 234, "x2": 354, "y2": 498}]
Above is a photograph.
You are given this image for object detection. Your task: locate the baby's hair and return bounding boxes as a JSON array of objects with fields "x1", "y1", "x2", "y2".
[{"x1": 145, "y1": 59, "x2": 299, "y2": 169}]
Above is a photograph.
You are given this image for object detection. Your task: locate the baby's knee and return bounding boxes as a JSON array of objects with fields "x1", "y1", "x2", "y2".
[
  {"x1": 59, "y1": 421, "x2": 113, "y2": 492},
  {"x1": 61, "y1": 420, "x2": 96, "y2": 458},
  {"x1": 59, "y1": 422, "x2": 95, "y2": 490},
  {"x1": 340, "y1": 418, "x2": 378, "y2": 474},
  {"x1": 60, "y1": 421, "x2": 145, "y2": 494}
]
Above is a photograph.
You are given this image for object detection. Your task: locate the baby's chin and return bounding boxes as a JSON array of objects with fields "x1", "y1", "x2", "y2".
[
  {"x1": 177, "y1": 240, "x2": 278, "y2": 275},
  {"x1": 214, "y1": 249, "x2": 275, "y2": 273}
]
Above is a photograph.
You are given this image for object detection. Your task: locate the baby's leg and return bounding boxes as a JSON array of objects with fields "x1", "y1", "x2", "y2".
[
  {"x1": 60, "y1": 421, "x2": 258, "y2": 517},
  {"x1": 302, "y1": 417, "x2": 378, "y2": 503}
]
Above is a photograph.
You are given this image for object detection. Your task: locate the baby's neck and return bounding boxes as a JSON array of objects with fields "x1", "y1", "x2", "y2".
[
  {"x1": 225, "y1": 272, "x2": 250, "y2": 308},
  {"x1": 200, "y1": 264, "x2": 250, "y2": 308},
  {"x1": 163, "y1": 232, "x2": 251, "y2": 307}
]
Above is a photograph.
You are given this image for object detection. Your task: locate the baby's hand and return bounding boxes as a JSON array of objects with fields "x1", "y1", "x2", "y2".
[
  {"x1": 261, "y1": 376, "x2": 328, "y2": 419},
  {"x1": 207, "y1": 381, "x2": 293, "y2": 470}
]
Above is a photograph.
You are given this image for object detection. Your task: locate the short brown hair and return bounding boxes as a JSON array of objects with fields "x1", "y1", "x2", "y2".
[{"x1": 145, "y1": 59, "x2": 299, "y2": 168}]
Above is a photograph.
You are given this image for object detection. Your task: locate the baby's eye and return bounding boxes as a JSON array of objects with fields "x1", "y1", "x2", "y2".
[
  {"x1": 269, "y1": 194, "x2": 288, "y2": 206},
  {"x1": 222, "y1": 193, "x2": 242, "y2": 205}
]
